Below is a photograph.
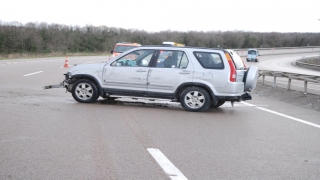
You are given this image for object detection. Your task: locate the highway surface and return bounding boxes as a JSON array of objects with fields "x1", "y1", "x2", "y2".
[{"x1": 0, "y1": 53, "x2": 320, "y2": 180}]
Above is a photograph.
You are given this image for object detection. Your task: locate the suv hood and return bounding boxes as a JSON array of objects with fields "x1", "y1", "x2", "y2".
[{"x1": 68, "y1": 63, "x2": 105, "y2": 75}]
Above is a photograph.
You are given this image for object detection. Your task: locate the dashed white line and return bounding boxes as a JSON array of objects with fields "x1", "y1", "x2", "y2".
[
  {"x1": 241, "y1": 102, "x2": 320, "y2": 129},
  {"x1": 23, "y1": 71, "x2": 43, "y2": 76},
  {"x1": 147, "y1": 148, "x2": 188, "y2": 180}
]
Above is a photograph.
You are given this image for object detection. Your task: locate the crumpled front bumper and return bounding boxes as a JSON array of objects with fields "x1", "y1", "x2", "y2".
[
  {"x1": 43, "y1": 80, "x2": 69, "y2": 90},
  {"x1": 43, "y1": 72, "x2": 73, "y2": 90}
]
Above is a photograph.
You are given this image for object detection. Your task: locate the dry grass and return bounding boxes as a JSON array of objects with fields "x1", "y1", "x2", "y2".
[
  {"x1": 0, "y1": 52, "x2": 111, "y2": 60},
  {"x1": 301, "y1": 57, "x2": 320, "y2": 65}
]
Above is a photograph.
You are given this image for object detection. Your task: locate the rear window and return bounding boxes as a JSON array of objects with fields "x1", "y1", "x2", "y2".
[
  {"x1": 193, "y1": 52, "x2": 224, "y2": 69},
  {"x1": 228, "y1": 50, "x2": 245, "y2": 70}
]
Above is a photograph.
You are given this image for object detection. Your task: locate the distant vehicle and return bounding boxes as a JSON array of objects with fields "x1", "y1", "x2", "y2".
[
  {"x1": 111, "y1": 42, "x2": 141, "y2": 57},
  {"x1": 162, "y1": 41, "x2": 185, "y2": 47},
  {"x1": 246, "y1": 49, "x2": 259, "y2": 62}
]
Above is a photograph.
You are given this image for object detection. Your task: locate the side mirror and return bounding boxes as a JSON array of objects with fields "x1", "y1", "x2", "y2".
[{"x1": 110, "y1": 50, "x2": 113, "y2": 54}]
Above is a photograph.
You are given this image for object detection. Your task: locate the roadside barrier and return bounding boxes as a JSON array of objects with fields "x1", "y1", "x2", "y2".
[
  {"x1": 64, "y1": 56, "x2": 69, "y2": 68},
  {"x1": 235, "y1": 46, "x2": 320, "y2": 57},
  {"x1": 259, "y1": 70, "x2": 320, "y2": 94}
]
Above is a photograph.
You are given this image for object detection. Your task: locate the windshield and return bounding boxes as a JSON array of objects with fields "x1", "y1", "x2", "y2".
[
  {"x1": 114, "y1": 45, "x2": 138, "y2": 53},
  {"x1": 248, "y1": 50, "x2": 257, "y2": 55}
]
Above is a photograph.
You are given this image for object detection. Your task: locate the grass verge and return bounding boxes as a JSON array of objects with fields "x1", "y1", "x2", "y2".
[{"x1": 0, "y1": 52, "x2": 111, "y2": 60}]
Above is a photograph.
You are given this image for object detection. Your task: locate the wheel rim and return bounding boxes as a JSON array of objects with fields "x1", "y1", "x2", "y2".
[
  {"x1": 184, "y1": 91, "x2": 205, "y2": 109},
  {"x1": 75, "y1": 82, "x2": 94, "y2": 100}
]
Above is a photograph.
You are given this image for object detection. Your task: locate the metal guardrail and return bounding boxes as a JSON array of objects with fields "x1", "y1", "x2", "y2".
[
  {"x1": 259, "y1": 70, "x2": 320, "y2": 94},
  {"x1": 235, "y1": 46, "x2": 320, "y2": 51},
  {"x1": 235, "y1": 46, "x2": 320, "y2": 57}
]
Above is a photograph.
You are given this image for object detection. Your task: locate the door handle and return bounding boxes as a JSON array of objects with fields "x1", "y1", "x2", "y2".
[
  {"x1": 136, "y1": 69, "x2": 147, "y2": 72},
  {"x1": 179, "y1": 70, "x2": 191, "y2": 74}
]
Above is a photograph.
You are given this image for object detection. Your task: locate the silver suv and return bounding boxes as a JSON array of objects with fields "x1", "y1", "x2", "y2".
[{"x1": 45, "y1": 46, "x2": 258, "y2": 112}]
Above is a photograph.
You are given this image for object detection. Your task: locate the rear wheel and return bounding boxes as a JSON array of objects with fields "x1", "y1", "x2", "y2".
[
  {"x1": 210, "y1": 100, "x2": 225, "y2": 108},
  {"x1": 71, "y1": 79, "x2": 99, "y2": 103},
  {"x1": 180, "y1": 87, "x2": 211, "y2": 112}
]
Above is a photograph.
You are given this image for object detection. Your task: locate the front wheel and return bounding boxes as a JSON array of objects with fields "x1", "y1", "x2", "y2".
[
  {"x1": 71, "y1": 79, "x2": 99, "y2": 103},
  {"x1": 180, "y1": 87, "x2": 211, "y2": 112}
]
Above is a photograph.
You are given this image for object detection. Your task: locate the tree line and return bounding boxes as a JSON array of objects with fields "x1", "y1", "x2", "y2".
[{"x1": 0, "y1": 21, "x2": 320, "y2": 54}]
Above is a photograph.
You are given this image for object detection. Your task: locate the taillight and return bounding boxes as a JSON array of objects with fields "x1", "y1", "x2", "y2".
[{"x1": 225, "y1": 52, "x2": 236, "y2": 82}]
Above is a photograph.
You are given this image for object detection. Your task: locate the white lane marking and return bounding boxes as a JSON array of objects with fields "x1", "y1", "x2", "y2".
[
  {"x1": 23, "y1": 71, "x2": 43, "y2": 76},
  {"x1": 147, "y1": 148, "x2": 188, "y2": 180},
  {"x1": 84, "y1": 61, "x2": 95, "y2": 64},
  {"x1": 241, "y1": 102, "x2": 320, "y2": 129}
]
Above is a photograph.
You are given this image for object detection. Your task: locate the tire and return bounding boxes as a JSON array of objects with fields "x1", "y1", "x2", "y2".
[
  {"x1": 180, "y1": 87, "x2": 211, "y2": 112},
  {"x1": 244, "y1": 65, "x2": 259, "y2": 92},
  {"x1": 71, "y1": 79, "x2": 99, "y2": 103},
  {"x1": 210, "y1": 100, "x2": 225, "y2": 108}
]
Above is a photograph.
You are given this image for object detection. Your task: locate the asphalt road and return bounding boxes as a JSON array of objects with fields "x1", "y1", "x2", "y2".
[{"x1": 0, "y1": 54, "x2": 320, "y2": 180}]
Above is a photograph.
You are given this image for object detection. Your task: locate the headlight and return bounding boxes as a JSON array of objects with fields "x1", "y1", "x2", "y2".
[{"x1": 64, "y1": 72, "x2": 72, "y2": 79}]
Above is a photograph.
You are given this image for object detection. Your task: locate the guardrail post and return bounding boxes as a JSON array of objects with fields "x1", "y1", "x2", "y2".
[
  {"x1": 287, "y1": 79, "x2": 291, "y2": 90},
  {"x1": 304, "y1": 81, "x2": 308, "y2": 94},
  {"x1": 273, "y1": 76, "x2": 276, "y2": 87},
  {"x1": 262, "y1": 75, "x2": 265, "y2": 85}
]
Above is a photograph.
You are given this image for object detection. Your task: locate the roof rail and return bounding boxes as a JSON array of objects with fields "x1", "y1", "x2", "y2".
[{"x1": 140, "y1": 45, "x2": 223, "y2": 51}]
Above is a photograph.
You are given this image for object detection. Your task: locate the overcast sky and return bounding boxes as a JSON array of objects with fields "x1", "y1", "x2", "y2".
[{"x1": 0, "y1": 0, "x2": 319, "y2": 33}]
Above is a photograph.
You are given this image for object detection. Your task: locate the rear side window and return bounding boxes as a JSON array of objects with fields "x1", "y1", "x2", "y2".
[
  {"x1": 193, "y1": 52, "x2": 224, "y2": 69},
  {"x1": 155, "y1": 50, "x2": 189, "y2": 69}
]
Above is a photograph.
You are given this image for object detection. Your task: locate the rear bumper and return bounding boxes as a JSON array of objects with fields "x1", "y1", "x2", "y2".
[
  {"x1": 217, "y1": 92, "x2": 252, "y2": 102},
  {"x1": 246, "y1": 58, "x2": 257, "y2": 61},
  {"x1": 240, "y1": 92, "x2": 252, "y2": 101}
]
